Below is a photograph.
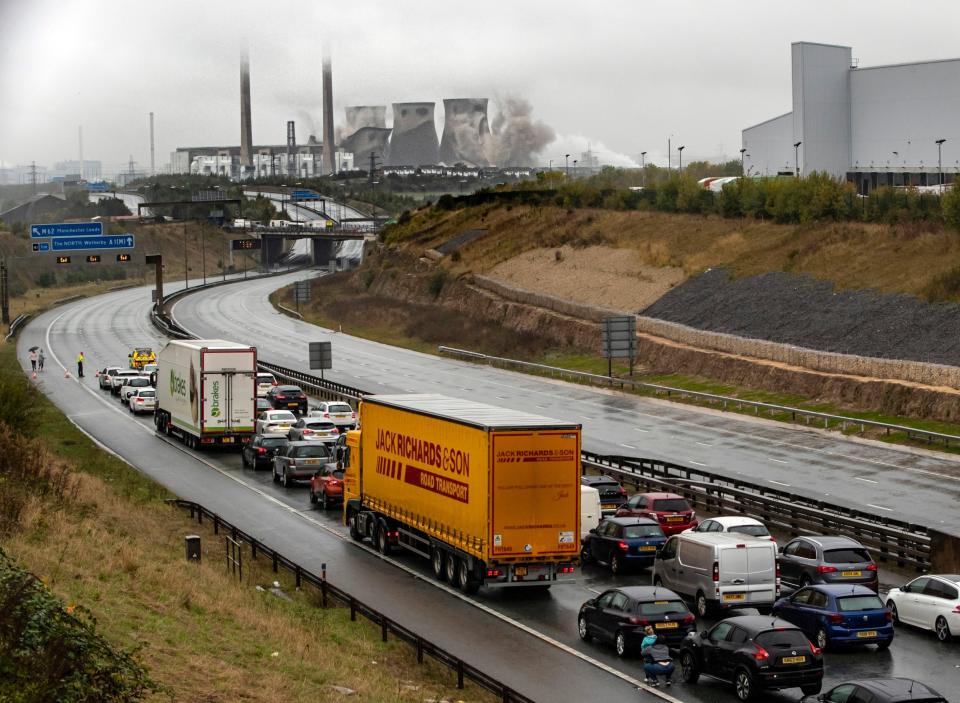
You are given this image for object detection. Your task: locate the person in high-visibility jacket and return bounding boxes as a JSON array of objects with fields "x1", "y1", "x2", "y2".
[{"x1": 76, "y1": 351, "x2": 85, "y2": 378}]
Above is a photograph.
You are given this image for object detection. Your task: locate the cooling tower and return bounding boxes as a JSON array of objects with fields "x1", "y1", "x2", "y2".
[
  {"x1": 240, "y1": 51, "x2": 253, "y2": 169},
  {"x1": 344, "y1": 106, "x2": 387, "y2": 137},
  {"x1": 439, "y1": 98, "x2": 490, "y2": 166},
  {"x1": 388, "y1": 102, "x2": 439, "y2": 166},
  {"x1": 341, "y1": 127, "x2": 392, "y2": 170}
]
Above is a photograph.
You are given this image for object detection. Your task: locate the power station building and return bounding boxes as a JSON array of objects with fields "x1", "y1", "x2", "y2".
[{"x1": 742, "y1": 42, "x2": 960, "y2": 191}]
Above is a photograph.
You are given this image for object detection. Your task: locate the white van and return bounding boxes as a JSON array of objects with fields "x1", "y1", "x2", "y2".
[
  {"x1": 652, "y1": 532, "x2": 779, "y2": 618},
  {"x1": 580, "y1": 485, "x2": 601, "y2": 539}
]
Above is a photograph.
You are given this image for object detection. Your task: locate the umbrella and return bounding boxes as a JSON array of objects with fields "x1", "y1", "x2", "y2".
[{"x1": 28, "y1": 346, "x2": 39, "y2": 352}]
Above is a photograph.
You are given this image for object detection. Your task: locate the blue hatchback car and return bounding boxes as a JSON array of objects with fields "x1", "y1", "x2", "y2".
[
  {"x1": 772, "y1": 584, "x2": 894, "y2": 650},
  {"x1": 581, "y1": 517, "x2": 666, "y2": 575}
]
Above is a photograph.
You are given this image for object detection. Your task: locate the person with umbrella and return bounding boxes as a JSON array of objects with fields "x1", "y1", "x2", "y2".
[{"x1": 28, "y1": 347, "x2": 38, "y2": 372}]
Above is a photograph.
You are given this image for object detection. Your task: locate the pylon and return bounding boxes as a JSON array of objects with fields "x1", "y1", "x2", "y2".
[
  {"x1": 64, "y1": 371, "x2": 71, "y2": 378},
  {"x1": 31, "y1": 372, "x2": 37, "y2": 379}
]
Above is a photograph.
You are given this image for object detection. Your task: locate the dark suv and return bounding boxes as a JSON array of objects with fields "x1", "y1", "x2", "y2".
[
  {"x1": 265, "y1": 385, "x2": 309, "y2": 414},
  {"x1": 272, "y1": 441, "x2": 336, "y2": 487},
  {"x1": 581, "y1": 475, "x2": 627, "y2": 515},
  {"x1": 679, "y1": 616, "x2": 823, "y2": 701},
  {"x1": 779, "y1": 536, "x2": 878, "y2": 592}
]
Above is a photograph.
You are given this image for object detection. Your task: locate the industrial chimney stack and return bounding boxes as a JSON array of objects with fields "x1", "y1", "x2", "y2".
[
  {"x1": 240, "y1": 50, "x2": 253, "y2": 173},
  {"x1": 322, "y1": 44, "x2": 335, "y2": 175}
]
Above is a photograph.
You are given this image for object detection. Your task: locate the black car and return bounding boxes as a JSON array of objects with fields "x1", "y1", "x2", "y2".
[
  {"x1": 578, "y1": 586, "x2": 694, "y2": 657},
  {"x1": 265, "y1": 385, "x2": 308, "y2": 414},
  {"x1": 241, "y1": 433, "x2": 287, "y2": 470},
  {"x1": 581, "y1": 475, "x2": 627, "y2": 515},
  {"x1": 581, "y1": 517, "x2": 666, "y2": 574},
  {"x1": 779, "y1": 536, "x2": 878, "y2": 592},
  {"x1": 815, "y1": 678, "x2": 947, "y2": 703},
  {"x1": 679, "y1": 615, "x2": 823, "y2": 701}
]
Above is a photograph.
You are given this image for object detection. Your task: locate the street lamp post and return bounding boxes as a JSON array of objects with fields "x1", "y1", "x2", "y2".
[
  {"x1": 565, "y1": 154, "x2": 570, "y2": 179},
  {"x1": 793, "y1": 141, "x2": 802, "y2": 177},
  {"x1": 677, "y1": 146, "x2": 685, "y2": 174},
  {"x1": 936, "y1": 138, "x2": 946, "y2": 192},
  {"x1": 640, "y1": 151, "x2": 646, "y2": 186},
  {"x1": 573, "y1": 159, "x2": 578, "y2": 178},
  {"x1": 740, "y1": 147, "x2": 747, "y2": 176}
]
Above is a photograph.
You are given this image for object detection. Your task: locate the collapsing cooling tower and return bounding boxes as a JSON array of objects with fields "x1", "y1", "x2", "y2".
[
  {"x1": 388, "y1": 102, "x2": 439, "y2": 166},
  {"x1": 341, "y1": 127, "x2": 392, "y2": 169},
  {"x1": 344, "y1": 106, "x2": 387, "y2": 136},
  {"x1": 438, "y1": 98, "x2": 490, "y2": 166}
]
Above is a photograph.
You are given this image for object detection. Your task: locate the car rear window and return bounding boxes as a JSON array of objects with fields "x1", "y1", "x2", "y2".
[
  {"x1": 755, "y1": 629, "x2": 809, "y2": 650},
  {"x1": 307, "y1": 421, "x2": 335, "y2": 428},
  {"x1": 139, "y1": 390, "x2": 156, "y2": 397},
  {"x1": 590, "y1": 481, "x2": 621, "y2": 490},
  {"x1": 261, "y1": 438, "x2": 286, "y2": 447},
  {"x1": 257, "y1": 374, "x2": 275, "y2": 383},
  {"x1": 837, "y1": 595, "x2": 885, "y2": 611},
  {"x1": 637, "y1": 600, "x2": 688, "y2": 616},
  {"x1": 295, "y1": 446, "x2": 331, "y2": 458},
  {"x1": 651, "y1": 499, "x2": 690, "y2": 512},
  {"x1": 327, "y1": 404, "x2": 352, "y2": 413},
  {"x1": 131, "y1": 378, "x2": 150, "y2": 385},
  {"x1": 623, "y1": 525, "x2": 664, "y2": 539},
  {"x1": 277, "y1": 386, "x2": 302, "y2": 393},
  {"x1": 728, "y1": 524, "x2": 770, "y2": 537},
  {"x1": 270, "y1": 412, "x2": 296, "y2": 421},
  {"x1": 823, "y1": 548, "x2": 872, "y2": 564}
]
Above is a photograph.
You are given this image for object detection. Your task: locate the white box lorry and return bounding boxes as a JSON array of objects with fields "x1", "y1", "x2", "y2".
[{"x1": 154, "y1": 339, "x2": 257, "y2": 449}]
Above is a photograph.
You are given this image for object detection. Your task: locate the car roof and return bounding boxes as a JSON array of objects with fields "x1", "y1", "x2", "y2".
[
  {"x1": 843, "y1": 678, "x2": 941, "y2": 697},
  {"x1": 258, "y1": 433, "x2": 288, "y2": 439},
  {"x1": 266, "y1": 410, "x2": 295, "y2": 415},
  {"x1": 720, "y1": 615, "x2": 798, "y2": 633},
  {"x1": 709, "y1": 516, "x2": 763, "y2": 526},
  {"x1": 612, "y1": 586, "x2": 685, "y2": 601},
  {"x1": 276, "y1": 385, "x2": 302, "y2": 390},
  {"x1": 929, "y1": 574, "x2": 960, "y2": 584},
  {"x1": 603, "y1": 516, "x2": 660, "y2": 527},
  {"x1": 807, "y1": 584, "x2": 880, "y2": 597},
  {"x1": 287, "y1": 440, "x2": 331, "y2": 448},
  {"x1": 639, "y1": 492, "x2": 684, "y2": 500},
  {"x1": 800, "y1": 535, "x2": 863, "y2": 548},
  {"x1": 581, "y1": 475, "x2": 620, "y2": 485}
]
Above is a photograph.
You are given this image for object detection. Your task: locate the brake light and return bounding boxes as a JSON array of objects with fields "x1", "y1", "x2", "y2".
[
  {"x1": 559, "y1": 564, "x2": 575, "y2": 574},
  {"x1": 952, "y1": 605, "x2": 960, "y2": 614},
  {"x1": 885, "y1": 610, "x2": 894, "y2": 622},
  {"x1": 817, "y1": 565, "x2": 839, "y2": 574},
  {"x1": 323, "y1": 412, "x2": 330, "y2": 418},
  {"x1": 809, "y1": 640, "x2": 822, "y2": 656},
  {"x1": 618, "y1": 541, "x2": 629, "y2": 551},
  {"x1": 752, "y1": 643, "x2": 770, "y2": 662},
  {"x1": 272, "y1": 380, "x2": 278, "y2": 386},
  {"x1": 628, "y1": 616, "x2": 649, "y2": 625},
  {"x1": 828, "y1": 613, "x2": 844, "y2": 624},
  {"x1": 618, "y1": 486, "x2": 627, "y2": 495},
  {"x1": 351, "y1": 412, "x2": 357, "y2": 419},
  {"x1": 486, "y1": 568, "x2": 502, "y2": 578},
  {"x1": 136, "y1": 398, "x2": 143, "y2": 403},
  {"x1": 682, "y1": 614, "x2": 696, "y2": 624},
  {"x1": 866, "y1": 564, "x2": 877, "y2": 572},
  {"x1": 331, "y1": 427, "x2": 339, "y2": 434},
  {"x1": 712, "y1": 562, "x2": 719, "y2": 582},
  {"x1": 303, "y1": 429, "x2": 313, "y2": 435},
  {"x1": 257, "y1": 447, "x2": 266, "y2": 455},
  {"x1": 276, "y1": 394, "x2": 287, "y2": 400}
]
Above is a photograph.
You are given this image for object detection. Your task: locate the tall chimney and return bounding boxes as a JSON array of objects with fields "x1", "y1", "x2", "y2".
[
  {"x1": 149, "y1": 112, "x2": 155, "y2": 175},
  {"x1": 286, "y1": 120, "x2": 296, "y2": 176},
  {"x1": 240, "y1": 50, "x2": 253, "y2": 172},
  {"x1": 322, "y1": 44, "x2": 335, "y2": 175}
]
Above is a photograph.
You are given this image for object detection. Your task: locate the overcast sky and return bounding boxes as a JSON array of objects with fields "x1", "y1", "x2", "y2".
[{"x1": 3, "y1": 0, "x2": 960, "y2": 175}]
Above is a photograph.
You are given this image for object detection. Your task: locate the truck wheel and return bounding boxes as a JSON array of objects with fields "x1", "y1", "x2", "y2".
[
  {"x1": 457, "y1": 559, "x2": 480, "y2": 595},
  {"x1": 445, "y1": 552, "x2": 458, "y2": 583},
  {"x1": 348, "y1": 513, "x2": 363, "y2": 542},
  {"x1": 376, "y1": 524, "x2": 392, "y2": 555},
  {"x1": 432, "y1": 548, "x2": 447, "y2": 581}
]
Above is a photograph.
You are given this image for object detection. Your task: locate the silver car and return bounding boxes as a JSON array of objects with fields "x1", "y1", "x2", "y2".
[
  {"x1": 128, "y1": 388, "x2": 157, "y2": 414},
  {"x1": 309, "y1": 402, "x2": 356, "y2": 431}
]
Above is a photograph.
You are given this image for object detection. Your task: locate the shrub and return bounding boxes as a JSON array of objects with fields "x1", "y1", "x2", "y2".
[
  {"x1": 34, "y1": 270, "x2": 57, "y2": 288},
  {"x1": 427, "y1": 267, "x2": 448, "y2": 298}
]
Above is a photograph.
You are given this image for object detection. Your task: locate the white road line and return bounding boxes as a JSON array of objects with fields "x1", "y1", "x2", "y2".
[
  {"x1": 39, "y1": 308, "x2": 683, "y2": 703},
  {"x1": 633, "y1": 427, "x2": 650, "y2": 433},
  {"x1": 768, "y1": 479, "x2": 791, "y2": 487},
  {"x1": 689, "y1": 460, "x2": 709, "y2": 467},
  {"x1": 769, "y1": 458, "x2": 788, "y2": 464},
  {"x1": 619, "y1": 444, "x2": 637, "y2": 450},
  {"x1": 587, "y1": 587, "x2": 603, "y2": 595},
  {"x1": 855, "y1": 477, "x2": 879, "y2": 484},
  {"x1": 695, "y1": 441, "x2": 712, "y2": 447},
  {"x1": 867, "y1": 503, "x2": 894, "y2": 512}
]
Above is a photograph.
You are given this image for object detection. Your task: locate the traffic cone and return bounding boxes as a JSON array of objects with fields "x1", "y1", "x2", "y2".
[
  {"x1": 64, "y1": 370, "x2": 71, "y2": 379},
  {"x1": 31, "y1": 372, "x2": 37, "y2": 379}
]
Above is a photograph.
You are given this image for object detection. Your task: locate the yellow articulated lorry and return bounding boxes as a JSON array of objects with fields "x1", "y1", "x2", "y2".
[{"x1": 343, "y1": 394, "x2": 582, "y2": 594}]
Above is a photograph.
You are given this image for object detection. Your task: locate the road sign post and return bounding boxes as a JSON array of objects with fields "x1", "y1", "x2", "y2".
[
  {"x1": 146, "y1": 254, "x2": 163, "y2": 310},
  {"x1": 601, "y1": 315, "x2": 637, "y2": 377},
  {"x1": 308, "y1": 341, "x2": 332, "y2": 379}
]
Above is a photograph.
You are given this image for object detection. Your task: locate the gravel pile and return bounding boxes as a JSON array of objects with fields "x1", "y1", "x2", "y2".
[{"x1": 642, "y1": 268, "x2": 960, "y2": 366}]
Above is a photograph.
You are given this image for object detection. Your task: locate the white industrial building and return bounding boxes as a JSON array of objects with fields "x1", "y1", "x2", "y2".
[{"x1": 743, "y1": 42, "x2": 960, "y2": 192}]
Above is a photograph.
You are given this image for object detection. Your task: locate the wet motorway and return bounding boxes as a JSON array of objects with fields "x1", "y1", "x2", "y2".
[{"x1": 18, "y1": 276, "x2": 960, "y2": 702}]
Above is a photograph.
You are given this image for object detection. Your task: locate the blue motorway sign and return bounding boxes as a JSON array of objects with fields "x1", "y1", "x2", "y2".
[
  {"x1": 31, "y1": 241, "x2": 50, "y2": 252},
  {"x1": 51, "y1": 234, "x2": 134, "y2": 251},
  {"x1": 31, "y1": 222, "x2": 103, "y2": 239},
  {"x1": 291, "y1": 189, "x2": 320, "y2": 201}
]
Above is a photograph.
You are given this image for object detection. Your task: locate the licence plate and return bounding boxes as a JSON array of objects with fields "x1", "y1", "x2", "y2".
[
  {"x1": 515, "y1": 566, "x2": 527, "y2": 577},
  {"x1": 667, "y1": 516, "x2": 684, "y2": 522},
  {"x1": 857, "y1": 630, "x2": 878, "y2": 638},
  {"x1": 723, "y1": 593, "x2": 746, "y2": 601},
  {"x1": 602, "y1": 503, "x2": 615, "y2": 509},
  {"x1": 655, "y1": 621, "x2": 679, "y2": 629},
  {"x1": 287, "y1": 402, "x2": 299, "y2": 407},
  {"x1": 302, "y1": 459, "x2": 320, "y2": 465},
  {"x1": 334, "y1": 414, "x2": 349, "y2": 419},
  {"x1": 782, "y1": 656, "x2": 806, "y2": 665},
  {"x1": 221, "y1": 437, "x2": 234, "y2": 444},
  {"x1": 842, "y1": 570, "x2": 862, "y2": 577},
  {"x1": 639, "y1": 545, "x2": 657, "y2": 551}
]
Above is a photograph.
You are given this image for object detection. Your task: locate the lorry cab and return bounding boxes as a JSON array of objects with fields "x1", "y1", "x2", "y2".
[{"x1": 342, "y1": 429, "x2": 362, "y2": 511}]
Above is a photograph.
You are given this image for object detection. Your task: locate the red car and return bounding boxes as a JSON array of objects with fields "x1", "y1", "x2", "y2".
[
  {"x1": 309, "y1": 465, "x2": 345, "y2": 509},
  {"x1": 615, "y1": 492, "x2": 698, "y2": 535}
]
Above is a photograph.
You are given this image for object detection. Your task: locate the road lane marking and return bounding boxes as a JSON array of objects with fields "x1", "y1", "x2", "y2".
[
  {"x1": 695, "y1": 441, "x2": 712, "y2": 447},
  {"x1": 867, "y1": 503, "x2": 894, "y2": 512},
  {"x1": 39, "y1": 308, "x2": 683, "y2": 703},
  {"x1": 587, "y1": 588, "x2": 603, "y2": 595},
  {"x1": 633, "y1": 427, "x2": 650, "y2": 433},
  {"x1": 620, "y1": 444, "x2": 637, "y2": 450},
  {"x1": 768, "y1": 480, "x2": 791, "y2": 487},
  {"x1": 689, "y1": 460, "x2": 709, "y2": 467},
  {"x1": 769, "y1": 458, "x2": 788, "y2": 464},
  {"x1": 855, "y1": 477, "x2": 879, "y2": 484}
]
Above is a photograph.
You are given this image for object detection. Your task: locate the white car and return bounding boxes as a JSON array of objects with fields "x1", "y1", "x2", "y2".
[
  {"x1": 683, "y1": 516, "x2": 776, "y2": 545},
  {"x1": 110, "y1": 369, "x2": 142, "y2": 395},
  {"x1": 256, "y1": 372, "x2": 277, "y2": 397},
  {"x1": 119, "y1": 376, "x2": 152, "y2": 404},
  {"x1": 98, "y1": 366, "x2": 123, "y2": 390},
  {"x1": 309, "y1": 402, "x2": 357, "y2": 431},
  {"x1": 255, "y1": 410, "x2": 297, "y2": 435},
  {"x1": 886, "y1": 574, "x2": 960, "y2": 642},
  {"x1": 128, "y1": 388, "x2": 157, "y2": 414}
]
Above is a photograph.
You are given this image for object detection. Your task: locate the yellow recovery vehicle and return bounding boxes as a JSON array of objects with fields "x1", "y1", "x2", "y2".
[
  {"x1": 129, "y1": 347, "x2": 157, "y2": 370},
  {"x1": 343, "y1": 394, "x2": 581, "y2": 594}
]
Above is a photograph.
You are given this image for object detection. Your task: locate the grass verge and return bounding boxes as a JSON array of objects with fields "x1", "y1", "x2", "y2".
[{"x1": 0, "y1": 344, "x2": 493, "y2": 702}]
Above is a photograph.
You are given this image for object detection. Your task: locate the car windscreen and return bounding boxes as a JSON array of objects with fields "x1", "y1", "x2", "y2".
[
  {"x1": 651, "y1": 499, "x2": 690, "y2": 512},
  {"x1": 327, "y1": 404, "x2": 352, "y2": 413},
  {"x1": 837, "y1": 595, "x2": 885, "y2": 611},
  {"x1": 823, "y1": 548, "x2": 872, "y2": 564},
  {"x1": 623, "y1": 525, "x2": 664, "y2": 539},
  {"x1": 755, "y1": 629, "x2": 809, "y2": 650},
  {"x1": 295, "y1": 446, "x2": 331, "y2": 458},
  {"x1": 261, "y1": 438, "x2": 286, "y2": 447},
  {"x1": 728, "y1": 524, "x2": 770, "y2": 537},
  {"x1": 637, "y1": 600, "x2": 688, "y2": 615}
]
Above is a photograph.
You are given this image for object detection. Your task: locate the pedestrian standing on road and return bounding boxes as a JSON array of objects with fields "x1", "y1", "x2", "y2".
[
  {"x1": 37, "y1": 348, "x2": 45, "y2": 371},
  {"x1": 28, "y1": 349, "x2": 37, "y2": 372},
  {"x1": 76, "y1": 351, "x2": 85, "y2": 378}
]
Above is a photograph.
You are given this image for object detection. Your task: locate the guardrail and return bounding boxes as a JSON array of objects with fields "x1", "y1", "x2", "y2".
[
  {"x1": 438, "y1": 346, "x2": 960, "y2": 448},
  {"x1": 581, "y1": 452, "x2": 931, "y2": 571},
  {"x1": 4, "y1": 313, "x2": 31, "y2": 342},
  {"x1": 167, "y1": 498, "x2": 533, "y2": 703}
]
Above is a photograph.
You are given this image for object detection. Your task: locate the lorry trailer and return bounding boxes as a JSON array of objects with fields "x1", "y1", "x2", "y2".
[
  {"x1": 343, "y1": 394, "x2": 582, "y2": 593},
  {"x1": 154, "y1": 339, "x2": 257, "y2": 449}
]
